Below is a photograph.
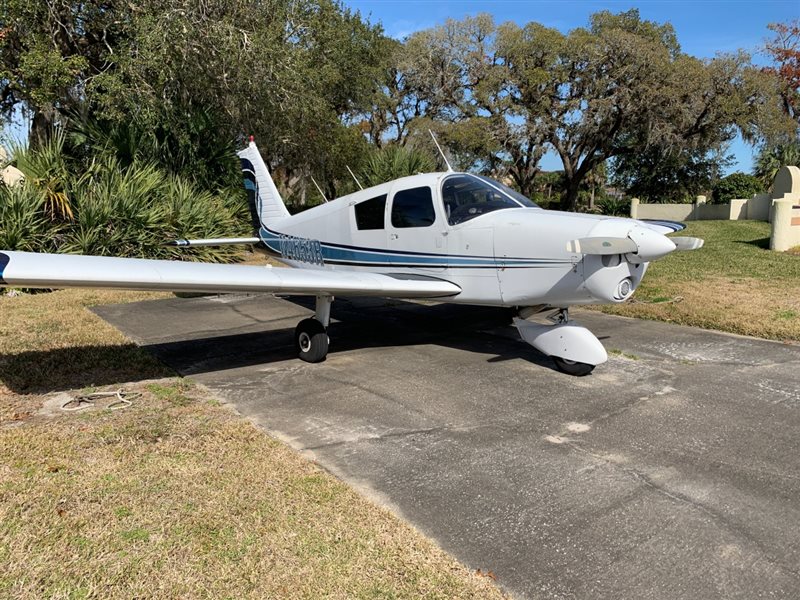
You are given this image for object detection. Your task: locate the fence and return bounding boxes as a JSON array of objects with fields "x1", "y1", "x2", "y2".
[{"x1": 630, "y1": 166, "x2": 800, "y2": 252}]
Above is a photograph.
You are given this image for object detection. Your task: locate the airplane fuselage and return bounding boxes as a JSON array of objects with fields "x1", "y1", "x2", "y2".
[{"x1": 260, "y1": 171, "x2": 650, "y2": 308}]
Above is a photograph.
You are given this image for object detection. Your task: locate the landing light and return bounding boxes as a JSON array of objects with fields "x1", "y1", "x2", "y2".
[{"x1": 617, "y1": 278, "x2": 633, "y2": 299}]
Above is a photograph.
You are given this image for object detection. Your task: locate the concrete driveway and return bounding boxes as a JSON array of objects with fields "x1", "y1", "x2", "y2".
[{"x1": 93, "y1": 294, "x2": 800, "y2": 599}]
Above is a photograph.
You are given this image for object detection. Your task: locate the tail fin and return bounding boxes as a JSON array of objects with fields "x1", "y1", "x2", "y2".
[{"x1": 237, "y1": 139, "x2": 291, "y2": 232}]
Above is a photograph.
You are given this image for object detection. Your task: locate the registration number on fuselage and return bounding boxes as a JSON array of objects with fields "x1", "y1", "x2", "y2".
[{"x1": 278, "y1": 234, "x2": 324, "y2": 266}]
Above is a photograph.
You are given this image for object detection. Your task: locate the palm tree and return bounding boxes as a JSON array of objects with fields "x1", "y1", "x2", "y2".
[
  {"x1": 753, "y1": 142, "x2": 800, "y2": 189},
  {"x1": 358, "y1": 145, "x2": 437, "y2": 188}
]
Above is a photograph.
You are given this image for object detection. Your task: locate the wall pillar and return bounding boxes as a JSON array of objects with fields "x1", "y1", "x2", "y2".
[
  {"x1": 729, "y1": 199, "x2": 747, "y2": 220},
  {"x1": 630, "y1": 197, "x2": 639, "y2": 219},
  {"x1": 771, "y1": 199, "x2": 798, "y2": 251}
]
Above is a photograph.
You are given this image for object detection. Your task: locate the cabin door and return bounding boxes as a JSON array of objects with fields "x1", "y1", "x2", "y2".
[{"x1": 387, "y1": 185, "x2": 448, "y2": 272}]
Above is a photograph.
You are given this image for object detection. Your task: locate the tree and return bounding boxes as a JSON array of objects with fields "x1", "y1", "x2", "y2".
[
  {"x1": 1, "y1": 0, "x2": 393, "y2": 195},
  {"x1": 385, "y1": 15, "x2": 548, "y2": 196},
  {"x1": 0, "y1": 0, "x2": 132, "y2": 141},
  {"x1": 611, "y1": 146, "x2": 732, "y2": 202},
  {"x1": 502, "y1": 11, "x2": 784, "y2": 211},
  {"x1": 390, "y1": 11, "x2": 790, "y2": 211},
  {"x1": 712, "y1": 172, "x2": 763, "y2": 204},
  {"x1": 763, "y1": 19, "x2": 800, "y2": 125},
  {"x1": 753, "y1": 141, "x2": 800, "y2": 187}
]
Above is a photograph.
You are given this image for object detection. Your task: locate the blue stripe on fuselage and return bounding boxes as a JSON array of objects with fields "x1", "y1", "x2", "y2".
[{"x1": 259, "y1": 227, "x2": 570, "y2": 269}]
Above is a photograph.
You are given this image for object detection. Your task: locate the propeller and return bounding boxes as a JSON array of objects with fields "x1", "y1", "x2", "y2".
[
  {"x1": 568, "y1": 228, "x2": 704, "y2": 263},
  {"x1": 670, "y1": 236, "x2": 704, "y2": 251},
  {"x1": 566, "y1": 237, "x2": 638, "y2": 255}
]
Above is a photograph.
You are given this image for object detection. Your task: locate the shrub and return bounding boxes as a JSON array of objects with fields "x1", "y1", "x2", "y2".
[
  {"x1": 712, "y1": 172, "x2": 762, "y2": 204},
  {"x1": 1, "y1": 137, "x2": 248, "y2": 263},
  {"x1": 358, "y1": 145, "x2": 437, "y2": 188},
  {"x1": 0, "y1": 184, "x2": 60, "y2": 252},
  {"x1": 597, "y1": 196, "x2": 631, "y2": 216}
]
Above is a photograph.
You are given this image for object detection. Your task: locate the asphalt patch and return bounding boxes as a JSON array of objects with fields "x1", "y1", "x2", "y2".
[{"x1": 93, "y1": 294, "x2": 800, "y2": 599}]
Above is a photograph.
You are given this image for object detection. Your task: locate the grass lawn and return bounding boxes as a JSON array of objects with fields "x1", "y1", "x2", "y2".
[
  {"x1": 594, "y1": 220, "x2": 800, "y2": 341},
  {"x1": 0, "y1": 286, "x2": 505, "y2": 599}
]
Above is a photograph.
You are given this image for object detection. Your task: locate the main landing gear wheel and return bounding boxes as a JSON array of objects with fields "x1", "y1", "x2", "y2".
[
  {"x1": 551, "y1": 356, "x2": 595, "y2": 377},
  {"x1": 295, "y1": 318, "x2": 329, "y2": 363}
]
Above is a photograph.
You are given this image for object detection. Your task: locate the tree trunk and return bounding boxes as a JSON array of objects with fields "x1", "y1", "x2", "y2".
[
  {"x1": 561, "y1": 178, "x2": 581, "y2": 212},
  {"x1": 31, "y1": 108, "x2": 56, "y2": 147}
]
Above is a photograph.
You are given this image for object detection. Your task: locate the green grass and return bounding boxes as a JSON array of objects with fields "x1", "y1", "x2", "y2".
[
  {"x1": 595, "y1": 221, "x2": 800, "y2": 340},
  {"x1": 644, "y1": 220, "x2": 798, "y2": 282}
]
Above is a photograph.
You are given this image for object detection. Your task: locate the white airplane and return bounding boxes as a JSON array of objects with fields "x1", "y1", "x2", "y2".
[{"x1": 0, "y1": 138, "x2": 703, "y2": 375}]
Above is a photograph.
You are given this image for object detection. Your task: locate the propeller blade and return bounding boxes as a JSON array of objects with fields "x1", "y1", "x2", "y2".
[
  {"x1": 670, "y1": 236, "x2": 704, "y2": 251},
  {"x1": 567, "y1": 237, "x2": 639, "y2": 255}
]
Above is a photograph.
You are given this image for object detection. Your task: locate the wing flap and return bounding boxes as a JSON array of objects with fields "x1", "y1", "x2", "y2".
[
  {"x1": 0, "y1": 251, "x2": 460, "y2": 298},
  {"x1": 165, "y1": 237, "x2": 261, "y2": 247}
]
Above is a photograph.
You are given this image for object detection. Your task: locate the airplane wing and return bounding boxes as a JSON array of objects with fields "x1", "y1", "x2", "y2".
[{"x1": 0, "y1": 251, "x2": 460, "y2": 298}]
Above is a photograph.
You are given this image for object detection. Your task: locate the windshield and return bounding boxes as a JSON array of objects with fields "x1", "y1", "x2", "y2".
[{"x1": 442, "y1": 174, "x2": 538, "y2": 225}]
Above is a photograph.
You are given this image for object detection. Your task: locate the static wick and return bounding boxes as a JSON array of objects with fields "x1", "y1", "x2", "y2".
[
  {"x1": 429, "y1": 129, "x2": 453, "y2": 172},
  {"x1": 346, "y1": 165, "x2": 364, "y2": 190},
  {"x1": 310, "y1": 175, "x2": 328, "y2": 203}
]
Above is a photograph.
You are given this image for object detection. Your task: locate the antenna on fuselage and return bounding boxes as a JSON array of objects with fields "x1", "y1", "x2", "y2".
[
  {"x1": 309, "y1": 175, "x2": 328, "y2": 203},
  {"x1": 346, "y1": 165, "x2": 364, "y2": 190},
  {"x1": 429, "y1": 129, "x2": 453, "y2": 172}
]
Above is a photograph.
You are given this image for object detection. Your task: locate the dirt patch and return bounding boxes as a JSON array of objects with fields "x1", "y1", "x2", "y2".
[{"x1": 598, "y1": 276, "x2": 800, "y2": 341}]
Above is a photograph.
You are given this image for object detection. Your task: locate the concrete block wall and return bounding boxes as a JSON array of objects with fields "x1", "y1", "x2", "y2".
[
  {"x1": 630, "y1": 166, "x2": 800, "y2": 252},
  {"x1": 631, "y1": 196, "x2": 750, "y2": 222},
  {"x1": 770, "y1": 167, "x2": 800, "y2": 252}
]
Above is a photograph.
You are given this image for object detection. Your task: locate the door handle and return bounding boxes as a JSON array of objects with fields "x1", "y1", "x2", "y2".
[{"x1": 390, "y1": 233, "x2": 399, "y2": 240}]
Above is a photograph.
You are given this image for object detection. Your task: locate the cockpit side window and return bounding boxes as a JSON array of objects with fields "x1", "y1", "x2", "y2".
[
  {"x1": 391, "y1": 186, "x2": 435, "y2": 228},
  {"x1": 442, "y1": 175, "x2": 538, "y2": 225}
]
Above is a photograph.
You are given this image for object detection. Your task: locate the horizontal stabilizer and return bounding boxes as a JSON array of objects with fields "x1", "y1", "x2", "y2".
[
  {"x1": 165, "y1": 237, "x2": 261, "y2": 247},
  {"x1": 670, "y1": 237, "x2": 704, "y2": 251},
  {"x1": 0, "y1": 250, "x2": 461, "y2": 298},
  {"x1": 639, "y1": 219, "x2": 686, "y2": 234},
  {"x1": 567, "y1": 237, "x2": 638, "y2": 255}
]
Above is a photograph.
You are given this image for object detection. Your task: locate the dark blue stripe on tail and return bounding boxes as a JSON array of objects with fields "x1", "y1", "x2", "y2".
[{"x1": 240, "y1": 158, "x2": 261, "y2": 233}]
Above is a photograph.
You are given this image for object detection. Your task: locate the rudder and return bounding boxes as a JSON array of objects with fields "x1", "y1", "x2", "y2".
[{"x1": 238, "y1": 139, "x2": 291, "y2": 232}]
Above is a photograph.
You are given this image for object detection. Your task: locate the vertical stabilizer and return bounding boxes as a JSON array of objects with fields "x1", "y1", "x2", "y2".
[{"x1": 238, "y1": 139, "x2": 291, "y2": 231}]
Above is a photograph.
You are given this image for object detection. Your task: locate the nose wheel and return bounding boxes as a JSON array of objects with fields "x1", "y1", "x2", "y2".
[
  {"x1": 295, "y1": 295, "x2": 332, "y2": 363},
  {"x1": 551, "y1": 356, "x2": 595, "y2": 377}
]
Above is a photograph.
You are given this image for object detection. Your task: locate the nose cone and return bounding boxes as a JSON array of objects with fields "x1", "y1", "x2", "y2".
[{"x1": 627, "y1": 226, "x2": 676, "y2": 263}]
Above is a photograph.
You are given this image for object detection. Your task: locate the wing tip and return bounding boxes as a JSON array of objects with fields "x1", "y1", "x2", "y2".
[{"x1": 0, "y1": 252, "x2": 9, "y2": 285}]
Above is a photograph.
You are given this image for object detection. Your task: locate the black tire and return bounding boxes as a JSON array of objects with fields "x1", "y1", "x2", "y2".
[
  {"x1": 295, "y1": 318, "x2": 329, "y2": 363},
  {"x1": 552, "y1": 356, "x2": 595, "y2": 376}
]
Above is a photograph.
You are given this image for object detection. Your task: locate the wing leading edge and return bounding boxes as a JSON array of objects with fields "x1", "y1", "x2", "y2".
[{"x1": 0, "y1": 251, "x2": 460, "y2": 298}]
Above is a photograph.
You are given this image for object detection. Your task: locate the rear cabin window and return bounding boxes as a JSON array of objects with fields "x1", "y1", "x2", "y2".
[
  {"x1": 354, "y1": 194, "x2": 387, "y2": 230},
  {"x1": 391, "y1": 187, "x2": 435, "y2": 228}
]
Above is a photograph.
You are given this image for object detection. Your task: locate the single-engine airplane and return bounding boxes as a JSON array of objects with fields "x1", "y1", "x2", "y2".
[{"x1": 0, "y1": 138, "x2": 703, "y2": 375}]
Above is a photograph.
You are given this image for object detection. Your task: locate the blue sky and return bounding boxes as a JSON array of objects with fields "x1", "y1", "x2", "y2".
[{"x1": 347, "y1": 0, "x2": 799, "y2": 173}]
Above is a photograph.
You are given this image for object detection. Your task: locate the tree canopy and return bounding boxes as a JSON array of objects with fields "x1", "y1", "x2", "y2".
[
  {"x1": 382, "y1": 11, "x2": 791, "y2": 210},
  {"x1": 1, "y1": 0, "x2": 391, "y2": 190},
  {"x1": 1, "y1": 5, "x2": 795, "y2": 209}
]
